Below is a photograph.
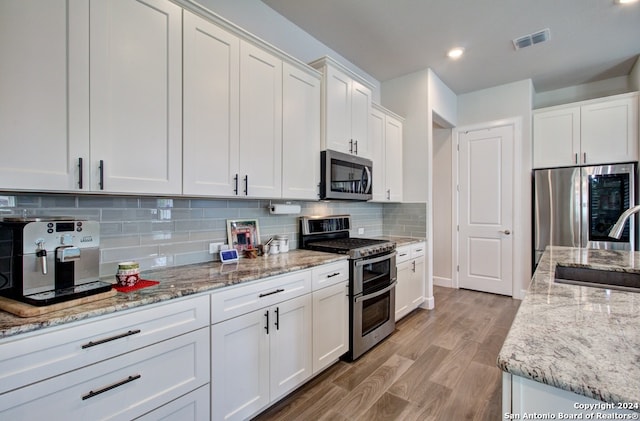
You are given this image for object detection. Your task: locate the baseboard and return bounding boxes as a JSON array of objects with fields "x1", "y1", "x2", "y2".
[
  {"x1": 421, "y1": 295, "x2": 435, "y2": 310},
  {"x1": 433, "y1": 276, "x2": 453, "y2": 288}
]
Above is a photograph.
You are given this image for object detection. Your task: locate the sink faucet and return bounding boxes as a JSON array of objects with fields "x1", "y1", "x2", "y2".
[{"x1": 609, "y1": 205, "x2": 640, "y2": 239}]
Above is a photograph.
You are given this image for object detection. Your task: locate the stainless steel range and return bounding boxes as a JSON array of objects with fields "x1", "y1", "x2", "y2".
[{"x1": 300, "y1": 215, "x2": 396, "y2": 360}]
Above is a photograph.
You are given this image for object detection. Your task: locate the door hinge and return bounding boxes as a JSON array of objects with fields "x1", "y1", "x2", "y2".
[
  {"x1": 457, "y1": 265, "x2": 459, "y2": 272},
  {"x1": 457, "y1": 225, "x2": 459, "y2": 232},
  {"x1": 456, "y1": 184, "x2": 459, "y2": 192}
]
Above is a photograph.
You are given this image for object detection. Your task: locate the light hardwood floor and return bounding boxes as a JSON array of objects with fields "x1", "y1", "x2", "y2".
[{"x1": 253, "y1": 286, "x2": 521, "y2": 421}]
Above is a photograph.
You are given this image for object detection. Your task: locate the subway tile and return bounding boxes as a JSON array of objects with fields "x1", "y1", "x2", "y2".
[
  {"x1": 100, "y1": 235, "x2": 141, "y2": 248},
  {"x1": 174, "y1": 251, "x2": 213, "y2": 266},
  {"x1": 78, "y1": 196, "x2": 139, "y2": 208},
  {"x1": 175, "y1": 219, "x2": 223, "y2": 232},
  {"x1": 159, "y1": 241, "x2": 208, "y2": 255},
  {"x1": 140, "y1": 231, "x2": 190, "y2": 245},
  {"x1": 188, "y1": 231, "x2": 227, "y2": 242},
  {"x1": 101, "y1": 208, "x2": 158, "y2": 221},
  {"x1": 122, "y1": 221, "x2": 153, "y2": 234},
  {"x1": 203, "y1": 207, "x2": 239, "y2": 218},
  {"x1": 101, "y1": 245, "x2": 159, "y2": 263},
  {"x1": 190, "y1": 198, "x2": 228, "y2": 208}
]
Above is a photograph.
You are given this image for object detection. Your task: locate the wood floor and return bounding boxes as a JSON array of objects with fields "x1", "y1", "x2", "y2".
[{"x1": 253, "y1": 286, "x2": 521, "y2": 421}]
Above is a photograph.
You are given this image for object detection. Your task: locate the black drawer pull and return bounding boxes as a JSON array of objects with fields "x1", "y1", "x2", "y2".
[
  {"x1": 259, "y1": 288, "x2": 284, "y2": 298},
  {"x1": 327, "y1": 272, "x2": 340, "y2": 278},
  {"x1": 77, "y1": 157, "x2": 83, "y2": 189},
  {"x1": 82, "y1": 329, "x2": 141, "y2": 349},
  {"x1": 399, "y1": 253, "x2": 408, "y2": 257},
  {"x1": 82, "y1": 374, "x2": 141, "y2": 400}
]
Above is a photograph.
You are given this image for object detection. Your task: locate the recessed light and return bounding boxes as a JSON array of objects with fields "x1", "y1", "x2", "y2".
[
  {"x1": 616, "y1": 0, "x2": 637, "y2": 4},
  {"x1": 447, "y1": 47, "x2": 464, "y2": 59}
]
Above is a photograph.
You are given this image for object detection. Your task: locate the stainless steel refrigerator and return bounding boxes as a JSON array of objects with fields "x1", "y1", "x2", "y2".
[{"x1": 533, "y1": 162, "x2": 637, "y2": 267}]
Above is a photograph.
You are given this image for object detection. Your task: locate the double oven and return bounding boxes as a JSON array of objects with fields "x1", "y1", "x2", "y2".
[{"x1": 300, "y1": 215, "x2": 396, "y2": 360}]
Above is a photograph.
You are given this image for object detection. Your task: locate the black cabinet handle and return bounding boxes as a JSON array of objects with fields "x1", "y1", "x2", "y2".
[
  {"x1": 327, "y1": 272, "x2": 340, "y2": 278},
  {"x1": 349, "y1": 139, "x2": 353, "y2": 154},
  {"x1": 259, "y1": 288, "x2": 284, "y2": 298},
  {"x1": 98, "y1": 160, "x2": 105, "y2": 190},
  {"x1": 233, "y1": 174, "x2": 238, "y2": 195},
  {"x1": 264, "y1": 310, "x2": 269, "y2": 335},
  {"x1": 275, "y1": 307, "x2": 280, "y2": 330},
  {"x1": 78, "y1": 158, "x2": 83, "y2": 189},
  {"x1": 244, "y1": 175, "x2": 248, "y2": 195},
  {"x1": 354, "y1": 140, "x2": 358, "y2": 155},
  {"x1": 82, "y1": 374, "x2": 141, "y2": 400},
  {"x1": 82, "y1": 329, "x2": 141, "y2": 349}
]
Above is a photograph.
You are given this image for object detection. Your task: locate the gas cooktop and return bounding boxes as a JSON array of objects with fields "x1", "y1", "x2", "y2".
[{"x1": 300, "y1": 215, "x2": 395, "y2": 259}]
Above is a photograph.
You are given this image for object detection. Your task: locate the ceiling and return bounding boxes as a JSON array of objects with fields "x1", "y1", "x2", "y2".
[{"x1": 261, "y1": 0, "x2": 640, "y2": 94}]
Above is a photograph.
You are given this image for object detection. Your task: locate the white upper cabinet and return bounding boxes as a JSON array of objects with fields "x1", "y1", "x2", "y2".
[
  {"x1": 0, "y1": 0, "x2": 89, "y2": 192},
  {"x1": 533, "y1": 93, "x2": 638, "y2": 169},
  {"x1": 183, "y1": 10, "x2": 240, "y2": 196},
  {"x1": 89, "y1": 0, "x2": 183, "y2": 194},
  {"x1": 282, "y1": 63, "x2": 321, "y2": 200},
  {"x1": 310, "y1": 57, "x2": 374, "y2": 159},
  {"x1": 239, "y1": 40, "x2": 283, "y2": 198},
  {"x1": 371, "y1": 104, "x2": 403, "y2": 202},
  {"x1": 0, "y1": 0, "x2": 182, "y2": 194}
]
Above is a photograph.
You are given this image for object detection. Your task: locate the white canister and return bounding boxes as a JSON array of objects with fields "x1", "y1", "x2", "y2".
[
  {"x1": 275, "y1": 235, "x2": 289, "y2": 253},
  {"x1": 270, "y1": 243, "x2": 280, "y2": 254}
]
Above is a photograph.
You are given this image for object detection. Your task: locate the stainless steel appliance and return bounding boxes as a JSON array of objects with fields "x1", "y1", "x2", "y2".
[
  {"x1": 320, "y1": 150, "x2": 373, "y2": 201},
  {"x1": 300, "y1": 215, "x2": 396, "y2": 360},
  {"x1": 533, "y1": 162, "x2": 637, "y2": 267},
  {"x1": 0, "y1": 217, "x2": 111, "y2": 306}
]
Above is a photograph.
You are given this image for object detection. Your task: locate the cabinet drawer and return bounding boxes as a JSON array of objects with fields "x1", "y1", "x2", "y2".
[
  {"x1": 396, "y1": 245, "x2": 411, "y2": 263},
  {"x1": 0, "y1": 327, "x2": 210, "y2": 419},
  {"x1": 0, "y1": 294, "x2": 209, "y2": 395},
  {"x1": 211, "y1": 270, "x2": 312, "y2": 323},
  {"x1": 411, "y1": 242, "x2": 426, "y2": 258},
  {"x1": 311, "y1": 260, "x2": 349, "y2": 290},
  {"x1": 137, "y1": 383, "x2": 210, "y2": 421}
]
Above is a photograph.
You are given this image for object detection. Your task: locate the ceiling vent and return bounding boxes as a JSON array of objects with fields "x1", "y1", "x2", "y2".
[{"x1": 513, "y1": 28, "x2": 550, "y2": 50}]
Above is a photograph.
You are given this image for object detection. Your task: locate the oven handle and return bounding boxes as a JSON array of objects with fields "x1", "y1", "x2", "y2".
[
  {"x1": 354, "y1": 251, "x2": 396, "y2": 268},
  {"x1": 354, "y1": 281, "x2": 396, "y2": 303}
]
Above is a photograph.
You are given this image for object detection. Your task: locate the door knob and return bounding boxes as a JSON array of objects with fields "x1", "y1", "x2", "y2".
[{"x1": 500, "y1": 229, "x2": 511, "y2": 235}]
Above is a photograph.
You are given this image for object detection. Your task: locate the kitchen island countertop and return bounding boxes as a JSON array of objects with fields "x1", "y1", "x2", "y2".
[
  {"x1": 0, "y1": 249, "x2": 348, "y2": 339},
  {"x1": 498, "y1": 246, "x2": 640, "y2": 406}
]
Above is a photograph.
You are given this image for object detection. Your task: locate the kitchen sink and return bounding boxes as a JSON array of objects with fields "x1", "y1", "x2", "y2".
[{"x1": 554, "y1": 264, "x2": 640, "y2": 292}]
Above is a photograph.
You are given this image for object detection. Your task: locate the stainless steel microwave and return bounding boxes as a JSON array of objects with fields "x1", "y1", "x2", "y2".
[{"x1": 320, "y1": 150, "x2": 373, "y2": 200}]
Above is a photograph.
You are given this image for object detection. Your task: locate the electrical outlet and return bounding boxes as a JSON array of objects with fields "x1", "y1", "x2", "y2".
[
  {"x1": 209, "y1": 242, "x2": 224, "y2": 254},
  {"x1": 358, "y1": 227, "x2": 364, "y2": 235}
]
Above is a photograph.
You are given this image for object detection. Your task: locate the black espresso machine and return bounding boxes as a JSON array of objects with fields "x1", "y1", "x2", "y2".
[{"x1": 0, "y1": 217, "x2": 111, "y2": 306}]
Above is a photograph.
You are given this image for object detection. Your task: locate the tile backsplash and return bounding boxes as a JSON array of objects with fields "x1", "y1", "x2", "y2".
[{"x1": 0, "y1": 194, "x2": 425, "y2": 277}]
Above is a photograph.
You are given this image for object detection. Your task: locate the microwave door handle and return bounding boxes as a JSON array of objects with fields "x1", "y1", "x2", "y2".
[{"x1": 364, "y1": 166, "x2": 372, "y2": 194}]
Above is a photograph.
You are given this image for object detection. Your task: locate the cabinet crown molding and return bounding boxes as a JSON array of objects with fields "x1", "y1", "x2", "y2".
[{"x1": 309, "y1": 56, "x2": 375, "y2": 91}]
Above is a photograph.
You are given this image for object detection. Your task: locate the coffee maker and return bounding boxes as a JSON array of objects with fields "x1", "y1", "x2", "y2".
[{"x1": 0, "y1": 217, "x2": 111, "y2": 306}]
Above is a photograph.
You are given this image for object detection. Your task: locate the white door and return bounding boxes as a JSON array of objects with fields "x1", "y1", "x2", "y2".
[
  {"x1": 458, "y1": 124, "x2": 514, "y2": 296},
  {"x1": 183, "y1": 11, "x2": 240, "y2": 196},
  {"x1": 269, "y1": 295, "x2": 312, "y2": 401},
  {"x1": 239, "y1": 40, "x2": 282, "y2": 198},
  {"x1": 0, "y1": 0, "x2": 89, "y2": 191},
  {"x1": 90, "y1": 0, "x2": 182, "y2": 194},
  {"x1": 211, "y1": 309, "x2": 270, "y2": 421},
  {"x1": 282, "y1": 63, "x2": 321, "y2": 200}
]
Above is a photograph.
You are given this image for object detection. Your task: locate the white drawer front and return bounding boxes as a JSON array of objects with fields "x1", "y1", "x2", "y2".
[
  {"x1": 311, "y1": 260, "x2": 349, "y2": 290},
  {"x1": 137, "y1": 384, "x2": 210, "y2": 421},
  {"x1": 0, "y1": 294, "x2": 210, "y2": 395},
  {"x1": 396, "y1": 245, "x2": 411, "y2": 264},
  {"x1": 0, "y1": 327, "x2": 210, "y2": 420},
  {"x1": 411, "y1": 242, "x2": 426, "y2": 258},
  {"x1": 211, "y1": 270, "x2": 312, "y2": 323}
]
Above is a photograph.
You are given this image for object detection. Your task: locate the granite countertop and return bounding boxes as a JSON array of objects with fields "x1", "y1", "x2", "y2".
[
  {"x1": 0, "y1": 249, "x2": 348, "y2": 339},
  {"x1": 498, "y1": 246, "x2": 640, "y2": 406},
  {"x1": 374, "y1": 236, "x2": 425, "y2": 247}
]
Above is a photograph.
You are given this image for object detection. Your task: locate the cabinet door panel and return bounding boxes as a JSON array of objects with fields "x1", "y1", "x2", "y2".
[
  {"x1": 183, "y1": 11, "x2": 240, "y2": 196},
  {"x1": 212, "y1": 309, "x2": 270, "y2": 421},
  {"x1": 270, "y1": 295, "x2": 312, "y2": 401},
  {"x1": 240, "y1": 40, "x2": 282, "y2": 198},
  {"x1": 370, "y1": 107, "x2": 386, "y2": 201},
  {"x1": 385, "y1": 115, "x2": 403, "y2": 201},
  {"x1": 351, "y1": 80, "x2": 372, "y2": 158},
  {"x1": 90, "y1": 0, "x2": 182, "y2": 194},
  {"x1": 533, "y1": 107, "x2": 580, "y2": 168},
  {"x1": 581, "y1": 96, "x2": 638, "y2": 165},
  {"x1": 282, "y1": 63, "x2": 321, "y2": 200},
  {"x1": 0, "y1": 0, "x2": 89, "y2": 191},
  {"x1": 325, "y1": 66, "x2": 351, "y2": 153},
  {"x1": 312, "y1": 281, "x2": 348, "y2": 373},
  {"x1": 395, "y1": 260, "x2": 412, "y2": 321}
]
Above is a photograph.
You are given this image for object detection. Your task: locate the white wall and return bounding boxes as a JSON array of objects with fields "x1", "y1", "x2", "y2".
[
  {"x1": 631, "y1": 57, "x2": 640, "y2": 92},
  {"x1": 187, "y1": 0, "x2": 381, "y2": 100},
  {"x1": 534, "y1": 75, "x2": 632, "y2": 109},
  {"x1": 432, "y1": 125, "x2": 453, "y2": 287},
  {"x1": 457, "y1": 79, "x2": 534, "y2": 297}
]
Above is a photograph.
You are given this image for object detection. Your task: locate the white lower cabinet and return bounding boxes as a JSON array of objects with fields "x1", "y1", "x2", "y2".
[
  {"x1": 395, "y1": 242, "x2": 426, "y2": 321},
  {"x1": 211, "y1": 272, "x2": 313, "y2": 421},
  {"x1": 503, "y1": 373, "x2": 636, "y2": 417},
  {"x1": 312, "y1": 261, "x2": 349, "y2": 373},
  {"x1": 0, "y1": 296, "x2": 210, "y2": 420},
  {"x1": 138, "y1": 384, "x2": 210, "y2": 421}
]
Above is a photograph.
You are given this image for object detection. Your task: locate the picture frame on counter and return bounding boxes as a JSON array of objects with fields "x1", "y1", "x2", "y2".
[{"x1": 226, "y1": 219, "x2": 261, "y2": 254}]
